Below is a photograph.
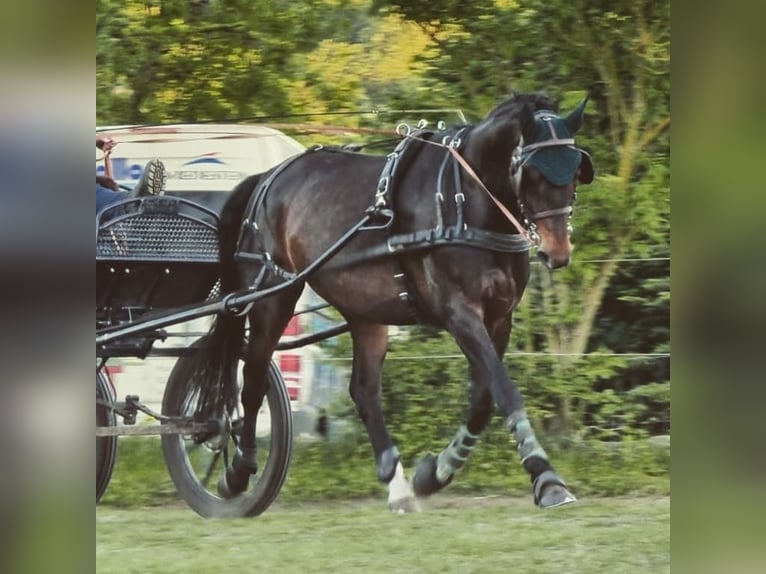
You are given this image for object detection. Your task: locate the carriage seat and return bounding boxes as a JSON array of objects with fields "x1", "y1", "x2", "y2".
[{"x1": 96, "y1": 196, "x2": 221, "y2": 327}]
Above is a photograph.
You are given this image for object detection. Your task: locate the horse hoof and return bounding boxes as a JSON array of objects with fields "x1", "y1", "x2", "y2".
[
  {"x1": 538, "y1": 484, "x2": 577, "y2": 509},
  {"x1": 412, "y1": 453, "x2": 452, "y2": 497},
  {"x1": 217, "y1": 473, "x2": 234, "y2": 499},
  {"x1": 533, "y1": 470, "x2": 576, "y2": 509},
  {"x1": 389, "y1": 496, "x2": 421, "y2": 514}
]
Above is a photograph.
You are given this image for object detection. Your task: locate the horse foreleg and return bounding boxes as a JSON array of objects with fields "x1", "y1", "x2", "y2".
[
  {"x1": 348, "y1": 321, "x2": 419, "y2": 513},
  {"x1": 442, "y1": 303, "x2": 576, "y2": 508},
  {"x1": 412, "y1": 319, "x2": 505, "y2": 496}
]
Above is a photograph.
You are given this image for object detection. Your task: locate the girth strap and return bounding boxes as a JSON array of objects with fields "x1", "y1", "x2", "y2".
[
  {"x1": 388, "y1": 226, "x2": 530, "y2": 254},
  {"x1": 233, "y1": 147, "x2": 325, "y2": 285},
  {"x1": 333, "y1": 224, "x2": 530, "y2": 269}
]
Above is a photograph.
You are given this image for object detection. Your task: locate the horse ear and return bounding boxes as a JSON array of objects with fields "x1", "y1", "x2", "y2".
[
  {"x1": 578, "y1": 150, "x2": 595, "y2": 184},
  {"x1": 563, "y1": 96, "x2": 589, "y2": 135}
]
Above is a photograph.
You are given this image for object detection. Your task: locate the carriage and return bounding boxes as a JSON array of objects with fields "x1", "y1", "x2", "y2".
[
  {"x1": 96, "y1": 92, "x2": 593, "y2": 518},
  {"x1": 96, "y1": 193, "x2": 299, "y2": 517}
]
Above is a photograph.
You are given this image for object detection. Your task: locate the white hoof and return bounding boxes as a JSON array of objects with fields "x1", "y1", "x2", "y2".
[
  {"x1": 387, "y1": 461, "x2": 420, "y2": 514},
  {"x1": 389, "y1": 496, "x2": 421, "y2": 514}
]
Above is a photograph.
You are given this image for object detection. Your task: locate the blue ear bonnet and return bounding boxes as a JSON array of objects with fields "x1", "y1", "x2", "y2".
[{"x1": 520, "y1": 111, "x2": 593, "y2": 185}]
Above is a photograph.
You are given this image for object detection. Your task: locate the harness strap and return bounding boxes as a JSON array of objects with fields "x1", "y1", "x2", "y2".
[
  {"x1": 333, "y1": 225, "x2": 530, "y2": 269},
  {"x1": 233, "y1": 147, "x2": 325, "y2": 285},
  {"x1": 237, "y1": 148, "x2": 319, "y2": 247},
  {"x1": 529, "y1": 205, "x2": 573, "y2": 221},
  {"x1": 375, "y1": 134, "x2": 426, "y2": 209},
  {"x1": 388, "y1": 226, "x2": 530, "y2": 253},
  {"x1": 446, "y1": 147, "x2": 529, "y2": 239}
]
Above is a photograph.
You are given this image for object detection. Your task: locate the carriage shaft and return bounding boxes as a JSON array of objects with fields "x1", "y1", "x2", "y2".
[{"x1": 96, "y1": 421, "x2": 216, "y2": 437}]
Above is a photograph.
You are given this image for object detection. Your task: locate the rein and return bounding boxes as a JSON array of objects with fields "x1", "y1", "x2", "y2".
[{"x1": 447, "y1": 146, "x2": 530, "y2": 238}]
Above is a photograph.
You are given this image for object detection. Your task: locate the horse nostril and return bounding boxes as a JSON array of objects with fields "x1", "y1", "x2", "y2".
[{"x1": 537, "y1": 251, "x2": 570, "y2": 269}]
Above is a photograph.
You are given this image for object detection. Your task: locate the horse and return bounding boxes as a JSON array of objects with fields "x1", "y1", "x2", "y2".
[{"x1": 191, "y1": 91, "x2": 595, "y2": 512}]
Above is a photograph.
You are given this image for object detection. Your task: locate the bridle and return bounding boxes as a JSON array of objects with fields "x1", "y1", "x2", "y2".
[
  {"x1": 393, "y1": 111, "x2": 587, "y2": 245},
  {"x1": 510, "y1": 111, "x2": 584, "y2": 243}
]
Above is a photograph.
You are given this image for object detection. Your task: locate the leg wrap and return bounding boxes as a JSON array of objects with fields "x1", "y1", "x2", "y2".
[
  {"x1": 436, "y1": 425, "x2": 480, "y2": 483},
  {"x1": 506, "y1": 410, "x2": 549, "y2": 463},
  {"x1": 377, "y1": 446, "x2": 401, "y2": 483}
]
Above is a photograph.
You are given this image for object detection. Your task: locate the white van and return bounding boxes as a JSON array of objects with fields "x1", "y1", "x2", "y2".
[{"x1": 96, "y1": 123, "x2": 305, "y2": 211}]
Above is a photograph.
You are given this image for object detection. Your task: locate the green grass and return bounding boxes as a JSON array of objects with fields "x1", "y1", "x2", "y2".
[{"x1": 96, "y1": 496, "x2": 669, "y2": 574}]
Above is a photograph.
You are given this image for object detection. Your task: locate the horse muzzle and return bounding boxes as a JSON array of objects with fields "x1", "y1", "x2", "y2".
[
  {"x1": 535, "y1": 230, "x2": 572, "y2": 269},
  {"x1": 537, "y1": 249, "x2": 571, "y2": 269}
]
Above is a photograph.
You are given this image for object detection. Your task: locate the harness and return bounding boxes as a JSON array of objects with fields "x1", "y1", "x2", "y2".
[
  {"x1": 356, "y1": 126, "x2": 531, "y2": 264},
  {"x1": 511, "y1": 110, "x2": 591, "y2": 241},
  {"x1": 372, "y1": 125, "x2": 531, "y2": 317},
  {"x1": 231, "y1": 115, "x2": 580, "y2": 314}
]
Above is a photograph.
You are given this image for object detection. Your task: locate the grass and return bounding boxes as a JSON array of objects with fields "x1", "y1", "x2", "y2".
[{"x1": 96, "y1": 495, "x2": 669, "y2": 574}]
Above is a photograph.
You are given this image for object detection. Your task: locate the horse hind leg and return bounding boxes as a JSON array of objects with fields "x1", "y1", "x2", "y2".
[
  {"x1": 348, "y1": 321, "x2": 419, "y2": 513},
  {"x1": 217, "y1": 284, "x2": 303, "y2": 499}
]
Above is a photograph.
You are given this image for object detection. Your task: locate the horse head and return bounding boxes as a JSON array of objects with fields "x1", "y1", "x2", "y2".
[
  {"x1": 514, "y1": 96, "x2": 594, "y2": 269},
  {"x1": 471, "y1": 94, "x2": 594, "y2": 269}
]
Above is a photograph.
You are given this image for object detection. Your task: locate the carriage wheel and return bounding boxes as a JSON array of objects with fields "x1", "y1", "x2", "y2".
[
  {"x1": 96, "y1": 370, "x2": 118, "y2": 503},
  {"x1": 161, "y1": 353, "x2": 293, "y2": 518}
]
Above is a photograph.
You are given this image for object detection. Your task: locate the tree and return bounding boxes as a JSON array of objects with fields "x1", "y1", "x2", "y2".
[{"x1": 374, "y1": 0, "x2": 670, "y2": 433}]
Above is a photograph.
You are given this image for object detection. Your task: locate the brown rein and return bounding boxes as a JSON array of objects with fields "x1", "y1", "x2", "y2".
[{"x1": 404, "y1": 133, "x2": 531, "y2": 241}]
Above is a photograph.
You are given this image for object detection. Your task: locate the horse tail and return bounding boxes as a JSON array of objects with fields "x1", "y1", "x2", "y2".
[{"x1": 190, "y1": 173, "x2": 264, "y2": 418}]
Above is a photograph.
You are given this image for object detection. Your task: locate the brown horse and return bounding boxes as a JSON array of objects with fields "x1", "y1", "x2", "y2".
[{"x1": 193, "y1": 92, "x2": 594, "y2": 512}]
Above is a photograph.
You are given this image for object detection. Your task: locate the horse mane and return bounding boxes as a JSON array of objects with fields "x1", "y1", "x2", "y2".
[{"x1": 484, "y1": 92, "x2": 558, "y2": 120}]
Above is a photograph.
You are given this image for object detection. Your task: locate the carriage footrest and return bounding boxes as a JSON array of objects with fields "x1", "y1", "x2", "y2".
[
  {"x1": 112, "y1": 394, "x2": 175, "y2": 425},
  {"x1": 96, "y1": 329, "x2": 167, "y2": 359},
  {"x1": 117, "y1": 395, "x2": 141, "y2": 425}
]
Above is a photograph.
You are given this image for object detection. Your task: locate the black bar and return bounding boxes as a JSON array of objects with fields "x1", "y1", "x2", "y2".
[
  {"x1": 293, "y1": 302, "x2": 331, "y2": 316},
  {"x1": 96, "y1": 299, "x2": 225, "y2": 345},
  {"x1": 275, "y1": 323, "x2": 349, "y2": 350}
]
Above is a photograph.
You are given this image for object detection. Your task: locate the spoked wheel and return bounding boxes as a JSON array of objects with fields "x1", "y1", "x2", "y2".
[
  {"x1": 161, "y1": 350, "x2": 293, "y2": 518},
  {"x1": 96, "y1": 370, "x2": 118, "y2": 503}
]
